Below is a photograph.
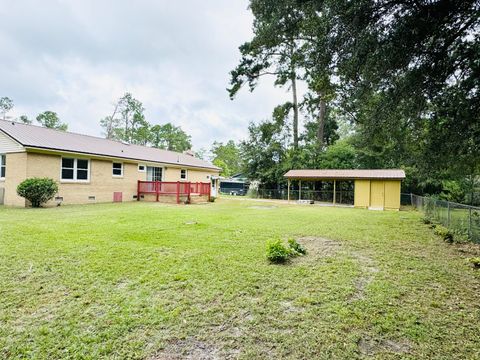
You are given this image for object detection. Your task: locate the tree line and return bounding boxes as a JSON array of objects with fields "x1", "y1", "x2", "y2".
[
  {"x1": 1, "y1": 96, "x2": 68, "y2": 130},
  {"x1": 99, "y1": 93, "x2": 192, "y2": 152},
  {"x1": 225, "y1": 0, "x2": 480, "y2": 205},
  {"x1": 0, "y1": 94, "x2": 193, "y2": 153}
]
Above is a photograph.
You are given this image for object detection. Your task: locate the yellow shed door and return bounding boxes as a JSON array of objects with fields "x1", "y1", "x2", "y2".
[
  {"x1": 384, "y1": 180, "x2": 401, "y2": 210},
  {"x1": 370, "y1": 180, "x2": 385, "y2": 209},
  {"x1": 354, "y1": 180, "x2": 370, "y2": 208}
]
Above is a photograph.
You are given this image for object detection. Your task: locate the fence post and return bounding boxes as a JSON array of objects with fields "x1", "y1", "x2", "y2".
[
  {"x1": 410, "y1": 193, "x2": 413, "y2": 207},
  {"x1": 447, "y1": 201, "x2": 450, "y2": 227},
  {"x1": 137, "y1": 180, "x2": 140, "y2": 201},
  {"x1": 156, "y1": 181, "x2": 160, "y2": 202},
  {"x1": 469, "y1": 207, "x2": 472, "y2": 239},
  {"x1": 176, "y1": 182, "x2": 180, "y2": 204}
]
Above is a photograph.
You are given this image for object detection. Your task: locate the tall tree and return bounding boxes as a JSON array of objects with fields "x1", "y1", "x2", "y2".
[
  {"x1": 36, "y1": 111, "x2": 68, "y2": 131},
  {"x1": 241, "y1": 115, "x2": 291, "y2": 188},
  {"x1": 0, "y1": 97, "x2": 14, "y2": 120},
  {"x1": 100, "y1": 93, "x2": 146, "y2": 143},
  {"x1": 228, "y1": 0, "x2": 305, "y2": 149},
  {"x1": 211, "y1": 140, "x2": 242, "y2": 177},
  {"x1": 150, "y1": 123, "x2": 192, "y2": 152}
]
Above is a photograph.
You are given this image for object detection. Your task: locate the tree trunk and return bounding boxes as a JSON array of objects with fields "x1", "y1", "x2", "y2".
[
  {"x1": 291, "y1": 75, "x2": 299, "y2": 149},
  {"x1": 317, "y1": 93, "x2": 326, "y2": 148}
]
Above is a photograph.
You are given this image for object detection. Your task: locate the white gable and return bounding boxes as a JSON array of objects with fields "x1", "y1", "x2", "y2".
[{"x1": 0, "y1": 130, "x2": 24, "y2": 153}]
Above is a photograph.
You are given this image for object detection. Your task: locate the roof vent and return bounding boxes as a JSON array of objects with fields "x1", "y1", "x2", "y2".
[{"x1": 183, "y1": 149, "x2": 195, "y2": 157}]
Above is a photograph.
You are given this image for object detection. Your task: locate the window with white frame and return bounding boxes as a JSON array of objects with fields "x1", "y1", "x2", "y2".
[
  {"x1": 180, "y1": 169, "x2": 187, "y2": 180},
  {"x1": 112, "y1": 162, "x2": 123, "y2": 177},
  {"x1": 61, "y1": 158, "x2": 90, "y2": 181},
  {"x1": 146, "y1": 166, "x2": 162, "y2": 181},
  {"x1": 0, "y1": 154, "x2": 5, "y2": 179},
  {"x1": 138, "y1": 164, "x2": 146, "y2": 172}
]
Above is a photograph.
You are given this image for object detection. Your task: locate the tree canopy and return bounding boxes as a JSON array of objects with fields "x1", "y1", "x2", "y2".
[
  {"x1": 211, "y1": 140, "x2": 242, "y2": 177},
  {"x1": 230, "y1": 0, "x2": 480, "y2": 203},
  {"x1": 0, "y1": 97, "x2": 14, "y2": 120},
  {"x1": 100, "y1": 93, "x2": 192, "y2": 153},
  {"x1": 150, "y1": 123, "x2": 192, "y2": 152},
  {"x1": 36, "y1": 111, "x2": 68, "y2": 131}
]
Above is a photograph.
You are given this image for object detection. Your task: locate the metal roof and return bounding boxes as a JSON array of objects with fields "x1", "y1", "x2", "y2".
[
  {"x1": 0, "y1": 120, "x2": 220, "y2": 171},
  {"x1": 284, "y1": 169, "x2": 406, "y2": 180}
]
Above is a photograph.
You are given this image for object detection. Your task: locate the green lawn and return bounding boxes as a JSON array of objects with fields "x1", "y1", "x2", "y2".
[{"x1": 1, "y1": 199, "x2": 479, "y2": 359}]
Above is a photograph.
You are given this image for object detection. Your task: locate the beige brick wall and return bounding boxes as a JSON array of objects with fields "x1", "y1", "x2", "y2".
[
  {"x1": 25, "y1": 153, "x2": 146, "y2": 206},
  {"x1": 163, "y1": 167, "x2": 212, "y2": 183},
  {"x1": 2, "y1": 151, "x2": 219, "y2": 207},
  {"x1": 2, "y1": 152, "x2": 28, "y2": 207}
]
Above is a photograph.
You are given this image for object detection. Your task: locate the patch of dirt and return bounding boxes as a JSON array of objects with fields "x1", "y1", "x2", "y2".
[
  {"x1": 358, "y1": 337, "x2": 411, "y2": 356},
  {"x1": 454, "y1": 242, "x2": 480, "y2": 257},
  {"x1": 350, "y1": 253, "x2": 379, "y2": 301},
  {"x1": 115, "y1": 279, "x2": 130, "y2": 289},
  {"x1": 295, "y1": 237, "x2": 342, "y2": 259},
  {"x1": 248, "y1": 205, "x2": 277, "y2": 210},
  {"x1": 150, "y1": 338, "x2": 219, "y2": 360},
  {"x1": 280, "y1": 300, "x2": 303, "y2": 314}
]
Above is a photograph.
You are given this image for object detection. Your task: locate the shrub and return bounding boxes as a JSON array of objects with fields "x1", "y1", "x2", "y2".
[
  {"x1": 288, "y1": 238, "x2": 307, "y2": 255},
  {"x1": 266, "y1": 240, "x2": 292, "y2": 263},
  {"x1": 451, "y1": 229, "x2": 469, "y2": 244},
  {"x1": 469, "y1": 257, "x2": 480, "y2": 269},
  {"x1": 434, "y1": 225, "x2": 454, "y2": 243},
  {"x1": 17, "y1": 178, "x2": 58, "y2": 208},
  {"x1": 422, "y1": 216, "x2": 432, "y2": 225},
  {"x1": 209, "y1": 196, "x2": 216, "y2": 203}
]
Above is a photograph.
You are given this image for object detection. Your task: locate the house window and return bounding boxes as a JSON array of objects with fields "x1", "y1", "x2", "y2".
[
  {"x1": 147, "y1": 166, "x2": 162, "y2": 181},
  {"x1": 61, "y1": 158, "x2": 90, "y2": 182},
  {"x1": 180, "y1": 169, "x2": 187, "y2": 180},
  {"x1": 0, "y1": 154, "x2": 5, "y2": 179},
  {"x1": 138, "y1": 164, "x2": 146, "y2": 172},
  {"x1": 112, "y1": 162, "x2": 123, "y2": 177}
]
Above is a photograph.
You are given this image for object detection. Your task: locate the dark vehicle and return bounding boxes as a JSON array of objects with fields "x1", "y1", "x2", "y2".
[{"x1": 220, "y1": 174, "x2": 249, "y2": 196}]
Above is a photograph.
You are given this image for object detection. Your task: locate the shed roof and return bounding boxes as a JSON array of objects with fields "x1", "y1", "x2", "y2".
[
  {"x1": 0, "y1": 120, "x2": 220, "y2": 171},
  {"x1": 284, "y1": 169, "x2": 405, "y2": 180}
]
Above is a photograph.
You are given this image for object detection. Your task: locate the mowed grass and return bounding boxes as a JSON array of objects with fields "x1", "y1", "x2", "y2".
[{"x1": 0, "y1": 199, "x2": 479, "y2": 359}]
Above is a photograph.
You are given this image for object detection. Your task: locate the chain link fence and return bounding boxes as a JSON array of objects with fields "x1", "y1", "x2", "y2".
[{"x1": 404, "y1": 193, "x2": 480, "y2": 243}]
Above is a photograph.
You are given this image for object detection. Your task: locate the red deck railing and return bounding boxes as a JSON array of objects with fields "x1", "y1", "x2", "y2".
[{"x1": 137, "y1": 181, "x2": 211, "y2": 204}]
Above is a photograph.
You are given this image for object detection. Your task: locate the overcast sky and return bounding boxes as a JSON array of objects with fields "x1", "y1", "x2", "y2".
[{"x1": 0, "y1": 0, "x2": 295, "y2": 150}]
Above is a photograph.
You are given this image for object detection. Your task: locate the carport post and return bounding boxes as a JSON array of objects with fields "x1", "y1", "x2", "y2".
[
  {"x1": 299, "y1": 180, "x2": 302, "y2": 200},
  {"x1": 333, "y1": 180, "x2": 336, "y2": 205},
  {"x1": 287, "y1": 179, "x2": 290, "y2": 202}
]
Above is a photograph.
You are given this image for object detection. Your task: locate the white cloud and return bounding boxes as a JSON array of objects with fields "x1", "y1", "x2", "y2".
[{"x1": 0, "y1": 0, "x2": 301, "y2": 149}]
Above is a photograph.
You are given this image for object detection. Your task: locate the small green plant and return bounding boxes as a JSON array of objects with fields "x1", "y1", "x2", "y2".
[
  {"x1": 209, "y1": 196, "x2": 216, "y2": 203},
  {"x1": 434, "y1": 225, "x2": 454, "y2": 243},
  {"x1": 469, "y1": 257, "x2": 480, "y2": 268},
  {"x1": 266, "y1": 240, "x2": 292, "y2": 263},
  {"x1": 16, "y1": 178, "x2": 58, "y2": 208},
  {"x1": 288, "y1": 238, "x2": 307, "y2": 255},
  {"x1": 422, "y1": 216, "x2": 432, "y2": 225},
  {"x1": 451, "y1": 229, "x2": 469, "y2": 243}
]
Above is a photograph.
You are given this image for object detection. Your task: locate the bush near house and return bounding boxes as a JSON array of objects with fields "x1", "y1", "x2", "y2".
[{"x1": 16, "y1": 178, "x2": 58, "y2": 207}]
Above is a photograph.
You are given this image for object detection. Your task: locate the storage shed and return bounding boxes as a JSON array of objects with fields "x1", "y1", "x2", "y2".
[{"x1": 284, "y1": 169, "x2": 406, "y2": 210}]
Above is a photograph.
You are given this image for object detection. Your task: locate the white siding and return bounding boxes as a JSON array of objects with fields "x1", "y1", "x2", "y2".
[{"x1": 0, "y1": 131, "x2": 24, "y2": 153}]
